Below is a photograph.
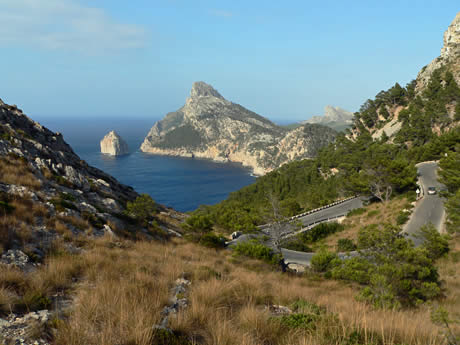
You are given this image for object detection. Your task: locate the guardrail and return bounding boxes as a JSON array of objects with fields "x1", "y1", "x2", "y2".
[
  {"x1": 258, "y1": 195, "x2": 359, "y2": 230},
  {"x1": 280, "y1": 213, "x2": 347, "y2": 239}
]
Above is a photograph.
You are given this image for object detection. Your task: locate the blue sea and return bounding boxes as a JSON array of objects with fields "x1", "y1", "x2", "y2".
[{"x1": 35, "y1": 116, "x2": 256, "y2": 212}]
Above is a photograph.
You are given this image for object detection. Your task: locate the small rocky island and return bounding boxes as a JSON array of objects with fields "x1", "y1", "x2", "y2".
[{"x1": 100, "y1": 130, "x2": 129, "y2": 156}]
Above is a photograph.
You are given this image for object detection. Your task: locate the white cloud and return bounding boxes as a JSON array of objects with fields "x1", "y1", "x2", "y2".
[{"x1": 0, "y1": 0, "x2": 148, "y2": 53}]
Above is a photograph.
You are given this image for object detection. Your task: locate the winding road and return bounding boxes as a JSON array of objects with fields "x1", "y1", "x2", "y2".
[
  {"x1": 403, "y1": 162, "x2": 446, "y2": 243},
  {"x1": 283, "y1": 162, "x2": 446, "y2": 266}
]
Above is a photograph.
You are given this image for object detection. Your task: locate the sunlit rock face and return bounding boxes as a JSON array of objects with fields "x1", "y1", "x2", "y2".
[
  {"x1": 100, "y1": 131, "x2": 129, "y2": 156},
  {"x1": 417, "y1": 12, "x2": 460, "y2": 93},
  {"x1": 140, "y1": 81, "x2": 336, "y2": 175}
]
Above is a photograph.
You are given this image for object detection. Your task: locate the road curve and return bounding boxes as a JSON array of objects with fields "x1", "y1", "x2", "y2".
[
  {"x1": 284, "y1": 162, "x2": 446, "y2": 266},
  {"x1": 403, "y1": 162, "x2": 446, "y2": 242}
]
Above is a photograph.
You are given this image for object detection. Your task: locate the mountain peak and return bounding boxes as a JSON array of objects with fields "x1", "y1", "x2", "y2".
[
  {"x1": 190, "y1": 81, "x2": 224, "y2": 100},
  {"x1": 441, "y1": 11, "x2": 460, "y2": 59}
]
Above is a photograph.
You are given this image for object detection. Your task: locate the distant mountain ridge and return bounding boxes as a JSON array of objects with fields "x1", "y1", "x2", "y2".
[
  {"x1": 303, "y1": 106, "x2": 353, "y2": 131},
  {"x1": 140, "y1": 82, "x2": 336, "y2": 175}
]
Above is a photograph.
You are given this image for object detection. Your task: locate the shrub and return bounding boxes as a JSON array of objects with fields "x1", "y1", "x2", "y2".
[
  {"x1": 281, "y1": 240, "x2": 312, "y2": 253},
  {"x1": 299, "y1": 222, "x2": 344, "y2": 243},
  {"x1": 366, "y1": 210, "x2": 380, "y2": 218},
  {"x1": 310, "y1": 250, "x2": 339, "y2": 272},
  {"x1": 396, "y1": 210, "x2": 410, "y2": 225},
  {"x1": 417, "y1": 224, "x2": 449, "y2": 260},
  {"x1": 355, "y1": 224, "x2": 442, "y2": 308},
  {"x1": 336, "y1": 238, "x2": 357, "y2": 252},
  {"x1": 330, "y1": 257, "x2": 371, "y2": 284},
  {"x1": 347, "y1": 208, "x2": 366, "y2": 217},
  {"x1": 233, "y1": 240, "x2": 281, "y2": 265},
  {"x1": 199, "y1": 233, "x2": 226, "y2": 249},
  {"x1": 125, "y1": 194, "x2": 156, "y2": 225},
  {"x1": 182, "y1": 214, "x2": 213, "y2": 233}
]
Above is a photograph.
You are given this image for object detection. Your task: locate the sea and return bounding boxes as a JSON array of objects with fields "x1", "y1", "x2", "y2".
[{"x1": 34, "y1": 116, "x2": 256, "y2": 212}]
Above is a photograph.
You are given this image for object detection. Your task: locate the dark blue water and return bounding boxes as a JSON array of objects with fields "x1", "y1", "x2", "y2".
[{"x1": 35, "y1": 116, "x2": 256, "y2": 212}]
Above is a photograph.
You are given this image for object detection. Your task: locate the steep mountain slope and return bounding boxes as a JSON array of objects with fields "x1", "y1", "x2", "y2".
[
  {"x1": 351, "y1": 12, "x2": 460, "y2": 141},
  {"x1": 140, "y1": 82, "x2": 336, "y2": 175},
  {"x1": 0, "y1": 98, "x2": 182, "y2": 254},
  {"x1": 303, "y1": 105, "x2": 353, "y2": 131}
]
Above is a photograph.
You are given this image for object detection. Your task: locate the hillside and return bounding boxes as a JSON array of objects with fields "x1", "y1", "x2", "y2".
[
  {"x1": 351, "y1": 12, "x2": 460, "y2": 143},
  {"x1": 140, "y1": 82, "x2": 336, "y2": 175},
  {"x1": 193, "y1": 12, "x2": 460, "y2": 234}
]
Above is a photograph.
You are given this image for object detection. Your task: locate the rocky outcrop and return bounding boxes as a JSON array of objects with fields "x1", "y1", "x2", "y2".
[
  {"x1": 100, "y1": 130, "x2": 129, "y2": 156},
  {"x1": 303, "y1": 106, "x2": 353, "y2": 131},
  {"x1": 141, "y1": 82, "x2": 336, "y2": 175},
  {"x1": 416, "y1": 12, "x2": 460, "y2": 92}
]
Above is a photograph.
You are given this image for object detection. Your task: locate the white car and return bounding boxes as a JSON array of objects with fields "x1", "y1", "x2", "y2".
[{"x1": 427, "y1": 187, "x2": 437, "y2": 195}]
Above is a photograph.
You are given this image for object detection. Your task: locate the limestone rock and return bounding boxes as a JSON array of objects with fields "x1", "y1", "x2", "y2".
[
  {"x1": 303, "y1": 106, "x2": 353, "y2": 131},
  {"x1": 100, "y1": 130, "x2": 129, "y2": 156},
  {"x1": 416, "y1": 12, "x2": 460, "y2": 92},
  {"x1": 141, "y1": 81, "x2": 336, "y2": 175}
]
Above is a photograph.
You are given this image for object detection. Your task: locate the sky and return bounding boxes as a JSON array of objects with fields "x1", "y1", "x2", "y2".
[{"x1": 0, "y1": 1, "x2": 459, "y2": 123}]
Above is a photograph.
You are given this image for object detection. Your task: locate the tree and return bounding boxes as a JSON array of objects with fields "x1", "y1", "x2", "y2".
[
  {"x1": 445, "y1": 190, "x2": 460, "y2": 234},
  {"x1": 439, "y1": 147, "x2": 460, "y2": 193},
  {"x1": 266, "y1": 193, "x2": 289, "y2": 252}
]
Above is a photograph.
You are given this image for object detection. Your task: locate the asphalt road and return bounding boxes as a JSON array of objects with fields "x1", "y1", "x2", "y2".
[
  {"x1": 294, "y1": 197, "x2": 364, "y2": 228},
  {"x1": 284, "y1": 162, "x2": 446, "y2": 266},
  {"x1": 403, "y1": 162, "x2": 446, "y2": 243}
]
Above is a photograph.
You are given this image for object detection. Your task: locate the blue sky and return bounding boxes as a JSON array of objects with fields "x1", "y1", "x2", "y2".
[{"x1": 0, "y1": 1, "x2": 458, "y2": 123}]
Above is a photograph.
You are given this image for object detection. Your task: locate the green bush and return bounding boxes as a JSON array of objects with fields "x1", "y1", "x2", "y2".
[
  {"x1": 233, "y1": 240, "x2": 281, "y2": 265},
  {"x1": 281, "y1": 240, "x2": 313, "y2": 253},
  {"x1": 125, "y1": 194, "x2": 157, "y2": 225},
  {"x1": 396, "y1": 211, "x2": 410, "y2": 225},
  {"x1": 279, "y1": 313, "x2": 318, "y2": 330},
  {"x1": 310, "y1": 250, "x2": 339, "y2": 272},
  {"x1": 366, "y1": 210, "x2": 380, "y2": 218},
  {"x1": 199, "y1": 233, "x2": 226, "y2": 249},
  {"x1": 182, "y1": 214, "x2": 213, "y2": 233},
  {"x1": 347, "y1": 208, "x2": 366, "y2": 217},
  {"x1": 336, "y1": 238, "x2": 357, "y2": 252},
  {"x1": 330, "y1": 257, "x2": 371, "y2": 284},
  {"x1": 417, "y1": 224, "x2": 449, "y2": 260},
  {"x1": 355, "y1": 224, "x2": 442, "y2": 308},
  {"x1": 299, "y1": 222, "x2": 344, "y2": 243},
  {"x1": 276, "y1": 300, "x2": 326, "y2": 330}
]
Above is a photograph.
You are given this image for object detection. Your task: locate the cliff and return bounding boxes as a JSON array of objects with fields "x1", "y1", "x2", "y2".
[
  {"x1": 100, "y1": 130, "x2": 129, "y2": 156},
  {"x1": 140, "y1": 82, "x2": 336, "y2": 175},
  {"x1": 350, "y1": 11, "x2": 460, "y2": 141},
  {"x1": 416, "y1": 12, "x2": 460, "y2": 92}
]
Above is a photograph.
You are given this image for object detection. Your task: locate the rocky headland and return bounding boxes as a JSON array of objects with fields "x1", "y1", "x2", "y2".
[
  {"x1": 100, "y1": 130, "x2": 129, "y2": 156},
  {"x1": 140, "y1": 82, "x2": 336, "y2": 175},
  {"x1": 303, "y1": 105, "x2": 353, "y2": 132}
]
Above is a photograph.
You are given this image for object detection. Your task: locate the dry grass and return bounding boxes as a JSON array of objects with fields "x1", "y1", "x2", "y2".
[
  {"x1": 324, "y1": 198, "x2": 411, "y2": 250},
  {"x1": 0, "y1": 155, "x2": 42, "y2": 190},
  {"x1": 48, "y1": 239, "x2": 446, "y2": 345},
  {"x1": 436, "y1": 235, "x2": 460, "y2": 335},
  {"x1": 1, "y1": 227, "x2": 457, "y2": 344}
]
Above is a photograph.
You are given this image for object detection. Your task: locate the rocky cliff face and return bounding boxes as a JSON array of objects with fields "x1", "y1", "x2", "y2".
[
  {"x1": 303, "y1": 106, "x2": 353, "y2": 131},
  {"x1": 141, "y1": 82, "x2": 336, "y2": 175},
  {"x1": 416, "y1": 12, "x2": 460, "y2": 92},
  {"x1": 0, "y1": 100, "x2": 182, "y2": 249},
  {"x1": 100, "y1": 130, "x2": 129, "y2": 156}
]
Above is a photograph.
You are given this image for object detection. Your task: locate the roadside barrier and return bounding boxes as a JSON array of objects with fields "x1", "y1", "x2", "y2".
[{"x1": 258, "y1": 195, "x2": 360, "y2": 230}]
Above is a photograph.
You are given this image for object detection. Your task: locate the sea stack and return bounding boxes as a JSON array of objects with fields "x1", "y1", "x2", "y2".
[{"x1": 100, "y1": 131, "x2": 129, "y2": 156}]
